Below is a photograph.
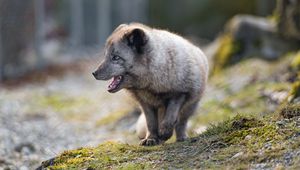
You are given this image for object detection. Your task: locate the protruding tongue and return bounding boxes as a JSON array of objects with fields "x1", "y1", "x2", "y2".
[{"x1": 108, "y1": 76, "x2": 122, "y2": 91}]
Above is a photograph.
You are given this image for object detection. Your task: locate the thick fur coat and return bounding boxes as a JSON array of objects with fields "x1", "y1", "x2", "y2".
[{"x1": 93, "y1": 23, "x2": 208, "y2": 146}]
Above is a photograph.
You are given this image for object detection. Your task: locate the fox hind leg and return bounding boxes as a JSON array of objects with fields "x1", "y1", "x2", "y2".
[{"x1": 175, "y1": 102, "x2": 198, "y2": 142}]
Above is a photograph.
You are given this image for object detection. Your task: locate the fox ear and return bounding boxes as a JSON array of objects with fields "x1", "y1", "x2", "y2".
[{"x1": 125, "y1": 28, "x2": 148, "y2": 53}]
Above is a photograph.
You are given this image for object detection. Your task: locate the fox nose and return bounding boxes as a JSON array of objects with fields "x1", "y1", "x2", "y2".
[{"x1": 92, "y1": 71, "x2": 97, "y2": 78}]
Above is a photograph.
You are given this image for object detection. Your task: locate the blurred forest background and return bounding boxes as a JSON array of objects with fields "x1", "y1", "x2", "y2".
[
  {"x1": 0, "y1": 0, "x2": 275, "y2": 80},
  {"x1": 1, "y1": 0, "x2": 300, "y2": 169}
]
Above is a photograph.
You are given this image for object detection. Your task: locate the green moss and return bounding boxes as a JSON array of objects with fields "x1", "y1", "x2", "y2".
[
  {"x1": 279, "y1": 103, "x2": 300, "y2": 118},
  {"x1": 275, "y1": 53, "x2": 300, "y2": 115},
  {"x1": 202, "y1": 115, "x2": 263, "y2": 137},
  {"x1": 225, "y1": 123, "x2": 279, "y2": 147},
  {"x1": 274, "y1": 52, "x2": 300, "y2": 115},
  {"x1": 263, "y1": 82, "x2": 291, "y2": 92},
  {"x1": 212, "y1": 34, "x2": 242, "y2": 74},
  {"x1": 202, "y1": 114, "x2": 300, "y2": 157},
  {"x1": 225, "y1": 84, "x2": 265, "y2": 113},
  {"x1": 290, "y1": 52, "x2": 300, "y2": 71},
  {"x1": 277, "y1": 81, "x2": 300, "y2": 117},
  {"x1": 118, "y1": 163, "x2": 150, "y2": 170},
  {"x1": 39, "y1": 93, "x2": 88, "y2": 111},
  {"x1": 36, "y1": 92, "x2": 99, "y2": 121},
  {"x1": 191, "y1": 99, "x2": 233, "y2": 126},
  {"x1": 39, "y1": 114, "x2": 300, "y2": 169},
  {"x1": 202, "y1": 115, "x2": 300, "y2": 168},
  {"x1": 96, "y1": 109, "x2": 131, "y2": 126},
  {"x1": 44, "y1": 142, "x2": 159, "y2": 170},
  {"x1": 268, "y1": 9, "x2": 280, "y2": 23},
  {"x1": 290, "y1": 81, "x2": 300, "y2": 100},
  {"x1": 194, "y1": 55, "x2": 293, "y2": 129}
]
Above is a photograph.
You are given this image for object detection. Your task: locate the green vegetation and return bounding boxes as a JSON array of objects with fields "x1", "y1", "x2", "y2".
[
  {"x1": 289, "y1": 81, "x2": 300, "y2": 101},
  {"x1": 290, "y1": 52, "x2": 300, "y2": 71},
  {"x1": 212, "y1": 34, "x2": 242, "y2": 74},
  {"x1": 39, "y1": 93, "x2": 90, "y2": 113},
  {"x1": 279, "y1": 103, "x2": 300, "y2": 118},
  {"x1": 37, "y1": 92, "x2": 96, "y2": 121},
  {"x1": 289, "y1": 51, "x2": 300, "y2": 102},
  {"x1": 96, "y1": 109, "x2": 133, "y2": 126},
  {"x1": 277, "y1": 51, "x2": 300, "y2": 118},
  {"x1": 40, "y1": 114, "x2": 300, "y2": 169},
  {"x1": 192, "y1": 54, "x2": 292, "y2": 127}
]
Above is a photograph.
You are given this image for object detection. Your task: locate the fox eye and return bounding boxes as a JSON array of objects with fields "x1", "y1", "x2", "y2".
[{"x1": 111, "y1": 55, "x2": 121, "y2": 61}]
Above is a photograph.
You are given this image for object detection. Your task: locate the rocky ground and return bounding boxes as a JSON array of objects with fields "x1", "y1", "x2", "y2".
[{"x1": 0, "y1": 60, "x2": 139, "y2": 169}]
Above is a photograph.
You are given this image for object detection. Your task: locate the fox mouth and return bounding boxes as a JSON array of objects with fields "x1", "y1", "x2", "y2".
[{"x1": 108, "y1": 75, "x2": 124, "y2": 93}]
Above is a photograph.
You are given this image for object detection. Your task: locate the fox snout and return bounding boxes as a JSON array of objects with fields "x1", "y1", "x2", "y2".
[
  {"x1": 92, "y1": 69, "x2": 107, "y2": 80},
  {"x1": 92, "y1": 61, "x2": 107, "y2": 80},
  {"x1": 92, "y1": 62, "x2": 113, "y2": 81},
  {"x1": 92, "y1": 71, "x2": 99, "y2": 80}
]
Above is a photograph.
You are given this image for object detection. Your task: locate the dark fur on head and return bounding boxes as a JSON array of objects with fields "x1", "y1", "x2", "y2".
[
  {"x1": 92, "y1": 24, "x2": 151, "y2": 93},
  {"x1": 125, "y1": 28, "x2": 148, "y2": 54}
]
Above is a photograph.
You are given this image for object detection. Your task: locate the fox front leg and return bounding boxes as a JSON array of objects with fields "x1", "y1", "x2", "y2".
[
  {"x1": 159, "y1": 95, "x2": 185, "y2": 141},
  {"x1": 139, "y1": 103, "x2": 160, "y2": 146}
]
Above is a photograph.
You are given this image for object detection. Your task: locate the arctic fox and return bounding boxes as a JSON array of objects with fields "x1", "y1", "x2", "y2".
[{"x1": 93, "y1": 23, "x2": 208, "y2": 146}]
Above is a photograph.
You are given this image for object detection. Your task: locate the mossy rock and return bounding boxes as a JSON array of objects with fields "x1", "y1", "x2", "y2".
[
  {"x1": 211, "y1": 15, "x2": 300, "y2": 75},
  {"x1": 38, "y1": 115, "x2": 300, "y2": 169},
  {"x1": 289, "y1": 81, "x2": 300, "y2": 100},
  {"x1": 284, "y1": 52, "x2": 300, "y2": 98},
  {"x1": 274, "y1": 52, "x2": 300, "y2": 118},
  {"x1": 212, "y1": 34, "x2": 242, "y2": 74}
]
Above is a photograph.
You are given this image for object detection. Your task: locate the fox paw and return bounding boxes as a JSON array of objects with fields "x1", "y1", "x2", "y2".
[
  {"x1": 176, "y1": 136, "x2": 187, "y2": 142},
  {"x1": 139, "y1": 138, "x2": 159, "y2": 146},
  {"x1": 159, "y1": 123, "x2": 174, "y2": 141}
]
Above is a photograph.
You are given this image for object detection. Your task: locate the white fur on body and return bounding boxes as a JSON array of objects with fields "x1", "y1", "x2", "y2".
[
  {"x1": 132, "y1": 26, "x2": 209, "y2": 140},
  {"x1": 141, "y1": 28, "x2": 208, "y2": 95}
]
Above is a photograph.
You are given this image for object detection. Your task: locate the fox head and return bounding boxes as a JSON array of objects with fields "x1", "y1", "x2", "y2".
[{"x1": 93, "y1": 24, "x2": 150, "y2": 93}]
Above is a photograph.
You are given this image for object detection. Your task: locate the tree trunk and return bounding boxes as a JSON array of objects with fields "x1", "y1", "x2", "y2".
[{"x1": 0, "y1": 0, "x2": 34, "y2": 79}]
